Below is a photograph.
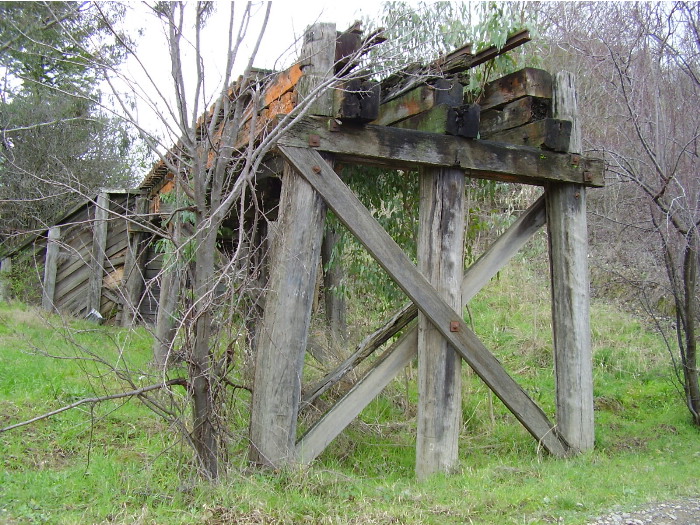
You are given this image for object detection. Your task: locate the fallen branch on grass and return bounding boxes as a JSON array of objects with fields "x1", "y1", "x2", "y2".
[{"x1": 0, "y1": 378, "x2": 188, "y2": 433}]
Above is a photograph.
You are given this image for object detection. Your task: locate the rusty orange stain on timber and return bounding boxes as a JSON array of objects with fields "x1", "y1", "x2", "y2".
[
  {"x1": 159, "y1": 180, "x2": 175, "y2": 195},
  {"x1": 263, "y1": 63, "x2": 302, "y2": 108}
]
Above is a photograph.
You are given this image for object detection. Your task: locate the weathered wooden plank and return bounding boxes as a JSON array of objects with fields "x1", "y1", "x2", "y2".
[
  {"x1": 416, "y1": 166, "x2": 465, "y2": 479},
  {"x1": 333, "y1": 79, "x2": 380, "y2": 121},
  {"x1": 87, "y1": 193, "x2": 109, "y2": 316},
  {"x1": 279, "y1": 145, "x2": 569, "y2": 457},
  {"x1": 478, "y1": 68, "x2": 553, "y2": 111},
  {"x1": 480, "y1": 96, "x2": 550, "y2": 137},
  {"x1": 261, "y1": 63, "x2": 303, "y2": 110},
  {"x1": 122, "y1": 196, "x2": 150, "y2": 328},
  {"x1": 54, "y1": 268, "x2": 90, "y2": 306},
  {"x1": 373, "y1": 79, "x2": 463, "y2": 126},
  {"x1": 41, "y1": 227, "x2": 61, "y2": 312},
  {"x1": 393, "y1": 103, "x2": 480, "y2": 138},
  {"x1": 105, "y1": 237, "x2": 129, "y2": 259},
  {"x1": 248, "y1": 162, "x2": 328, "y2": 467},
  {"x1": 547, "y1": 71, "x2": 594, "y2": 453},
  {"x1": 466, "y1": 29, "x2": 531, "y2": 70},
  {"x1": 296, "y1": 195, "x2": 548, "y2": 464},
  {"x1": 296, "y1": 22, "x2": 337, "y2": 117},
  {"x1": 486, "y1": 118, "x2": 572, "y2": 152},
  {"x1": 278, "y1": 118, "x2": 604, "y2": 187},
  {"x1": 0, "y1": 257, "x2": 12, "y2": 301},
  {"x1": 552, "y1": 72, "x2": 582, "y2": 154}
]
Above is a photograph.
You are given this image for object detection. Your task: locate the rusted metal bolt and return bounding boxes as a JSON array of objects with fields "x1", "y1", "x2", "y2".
[
  {"x1": 308, "y1": 134, "x2": 321, "y2": 147},
  {"x1": 450, "y1": 321, "x2": 460, "y2": 332},
  {"x1": 570, "y1": 153, "x2": 581, "y2": 165},
  {"x1": 312, "y1": 165, "x2": 322, "y2": 173},
  {"x1": 584, "y1": 171, "x2": 593, "y2": 182}
]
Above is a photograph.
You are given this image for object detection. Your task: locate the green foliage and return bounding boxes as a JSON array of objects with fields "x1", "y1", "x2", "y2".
[
  {"x1": 0, "y1": 257, "x2": 42, "y2": 304},
  {"x1": 0, "y1": 2, "x2": 128, "y2": 92},
  {"x1": 374, "y1": 1, "x2": 537, "y2": 93},
  {"x1": 0, "y1": 2, "x2": 143, "y2": 242},
  {"x1": 0, "y1": 92, "x2": 140, "y2": 237},
  {"x1": 331, "y1": 166, "x2": 419, "y2": 315}
]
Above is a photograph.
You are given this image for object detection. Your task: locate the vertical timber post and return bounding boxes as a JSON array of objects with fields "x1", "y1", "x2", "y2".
[
  {"x1": 547, "y1": 71, "x2": 594, "y2": 452},
  {"x1": 153, "y1": 219, "x2": 182, "y2": 368},
  {"x1": 249, "y1": 162, "x2": 328, "y2": 466},
  {"x1": 0, "y1": 257, "x2": 11, "y2": 301},
  {"x1": 416, "y1": 167, "x2": 465, "y2": 479},
  {"x1": 41, "y1": 226, "x2": 61, "y2": 312},
  {"x1": 122, "y1": 196, "x2": 149, "y2": 327},
  {"x1": 87, "y1": 192, "x2": 109, "y2": 316},
  {"x1": 249, "y1": 22, "x2": 336, "y2": 467},
  {"x1": 322, "y1": 228, "x2": 348, "y2": 344}
]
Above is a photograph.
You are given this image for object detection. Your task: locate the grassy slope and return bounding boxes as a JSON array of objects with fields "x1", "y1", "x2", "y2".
[{"x1": 0, "y1": 257, "x2": 698, "y2": 524}]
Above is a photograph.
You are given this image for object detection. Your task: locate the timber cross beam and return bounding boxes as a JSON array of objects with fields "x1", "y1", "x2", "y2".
[{"x1": 278, "y1": 117, "x2": 604, "y2": 188}]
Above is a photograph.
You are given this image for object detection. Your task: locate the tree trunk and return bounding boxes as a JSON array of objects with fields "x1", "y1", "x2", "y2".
[
  {"x1": 681, "y1": 243, "x2": 700, "y2": 425},
  {"x1": 190, "y1": 223, "x2": 219, "y2": 479}
]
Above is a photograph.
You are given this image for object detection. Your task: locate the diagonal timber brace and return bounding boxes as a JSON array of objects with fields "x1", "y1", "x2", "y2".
[
  {"x1": 302, "y1": 195, "x2": 547, "y2": 408},
  {"x1": 277, "y1": 144, "x2": 570, "y2": 458},
  {"x1": 297, "y1": 195, "x2": 548, "y2": 464}
]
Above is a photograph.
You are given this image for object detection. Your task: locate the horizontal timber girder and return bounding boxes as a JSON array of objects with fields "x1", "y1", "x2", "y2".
[
  {"x1": 278, "y1": 144, "x2": 570, "y2": 458},
  {"x1": 278, "y1": 118, "x2": 604, "y2": 187},
  {"x1": 297, "y1": 195, "x2": 548, "y2": 464}
]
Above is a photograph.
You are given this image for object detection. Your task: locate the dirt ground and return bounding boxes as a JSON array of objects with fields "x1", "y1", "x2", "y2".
[{"x1": 587, "y1": 498, "x2": 700, "y2": 525}]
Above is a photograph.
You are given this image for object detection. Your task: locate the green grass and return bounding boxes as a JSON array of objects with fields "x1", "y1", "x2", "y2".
[{"x1": 1, "y1": 258, "x2": 699, "y2": 524}]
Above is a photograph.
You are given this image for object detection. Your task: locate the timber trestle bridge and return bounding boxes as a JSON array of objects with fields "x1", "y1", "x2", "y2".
[{"x1": 0, "y1": 22, "x2": 603, "y2": 478}]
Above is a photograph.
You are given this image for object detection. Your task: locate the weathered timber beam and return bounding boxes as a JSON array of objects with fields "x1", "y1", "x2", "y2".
[
  {"x1": 548, "y1": 71, "x2": 594, "y2": 453},
  {"x1": 478, "y1": 68, "x2": 553, "y2": 111},
  {"x1": 373, "y1": 78, "x2": 463, "y2": 126},
  {"x1": 486, "y1": 118, "x2": 573, "y2": 152},
  {"x1": 416, "y1": 166, "x2": 465, "y2": 478},
  {"x1": 467, "y1": 29, "x2": 531, "y2": 70},
  {"x1": 0, "y1": 257, "x2": 11, "y2": 301},
  {"x1": 279, "y1": 145, "x2": 569, "y2": 458},
  {"x1": 87, "y1": 192, "x2": 109, "y2": 317},
  {"x1": 278, "y1": 118, "x2": 604, "y2": 187},
  {"x1": 392, "y1": 103, "x2": 480, "y2": 138},
  {"x1": 333, "y1": 78, "x2": 380, "y2": 121},
  {"x1": 41, "y1": 226, "x2": 61, "y2": 312},
  {"x1": 382, "y1": 30, "x2": 530, "y2": 103},
  {"x1": 480, "y1": 96, "x2": 551, "y2": 137},
  {"x1": 261, "y1": 63, "x2": 303, "y2": 110},
  {"x1": 297, "y1": 196, "x2": 547, "y2": 463}
]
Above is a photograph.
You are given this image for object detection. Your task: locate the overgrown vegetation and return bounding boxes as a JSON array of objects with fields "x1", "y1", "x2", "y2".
[{"x1": 1, "y1": 253, "x2": 697, "y2": 524}]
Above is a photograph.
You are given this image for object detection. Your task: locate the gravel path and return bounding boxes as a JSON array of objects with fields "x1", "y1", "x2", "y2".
[{"x1": 587, "y1": 498, "x2": 700, "y2": 525}]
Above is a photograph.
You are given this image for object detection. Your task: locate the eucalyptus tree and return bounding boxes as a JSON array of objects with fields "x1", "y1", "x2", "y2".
[{"x1": 0, "y1": 1, "x2": 139, "y2": 244}]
